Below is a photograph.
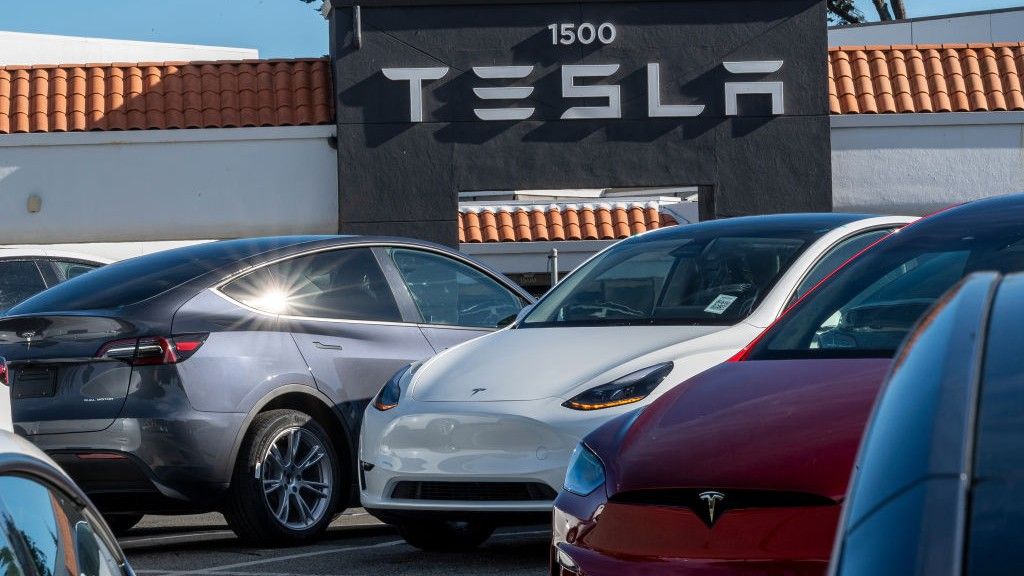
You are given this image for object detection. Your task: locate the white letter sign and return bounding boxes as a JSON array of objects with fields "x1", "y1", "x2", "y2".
[
  {"x1": 382, "y1": 67, "x2": 449, "y2": 122},
  {"x1": 560, "y1": 64, "x2": 621, "y2": 120},
  {"x1": 472, "y1": 66, "x2": 536, "y2": 121}
]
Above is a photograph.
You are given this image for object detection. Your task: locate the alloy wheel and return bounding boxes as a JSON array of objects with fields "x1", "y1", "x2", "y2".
[{"x1": 259, "y1": 427, "x2": 333, "y2": 530}]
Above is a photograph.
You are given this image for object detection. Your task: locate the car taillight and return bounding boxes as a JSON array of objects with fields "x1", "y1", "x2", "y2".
[{"x1": 96, "y1": 334, "x2": 208, "y2": 366}]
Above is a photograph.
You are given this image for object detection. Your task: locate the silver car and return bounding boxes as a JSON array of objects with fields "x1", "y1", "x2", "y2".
[{"x1": 0, "y1": 236, "x2": 532, "y2": 545}]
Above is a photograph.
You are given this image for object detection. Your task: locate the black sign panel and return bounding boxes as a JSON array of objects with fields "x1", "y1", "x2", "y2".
[{"x1": 330, "y1": 0, "x2": 831, "y2": 245}]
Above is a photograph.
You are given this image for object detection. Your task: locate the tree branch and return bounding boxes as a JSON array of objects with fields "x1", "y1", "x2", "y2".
[
  {"x1": 871, "y1": 0, "x2": 894, "y2": 20},
  {"x1": 827, "y1": 0, "x2": 865, "y2": 24},
  {"x1": 891, "y1": 0, "x2": 907, "y2": 20}
]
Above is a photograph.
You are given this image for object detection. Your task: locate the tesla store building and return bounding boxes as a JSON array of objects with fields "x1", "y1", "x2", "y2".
[
  {"x1": 328, "y1": 0, "x2": 832, "y2": 246},
  {"x1": 0, "y1": 3, "x2": 1023, "y2": 290}
]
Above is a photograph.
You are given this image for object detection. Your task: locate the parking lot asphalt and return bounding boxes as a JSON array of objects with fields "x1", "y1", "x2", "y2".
[{"x1": 123, "y1": 510, "x2": 551, "y2": 576}]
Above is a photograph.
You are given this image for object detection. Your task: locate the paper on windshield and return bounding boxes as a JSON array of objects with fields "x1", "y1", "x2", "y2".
[{"x1": 704, "y1": 294, "x2": 738, "y2": 315}]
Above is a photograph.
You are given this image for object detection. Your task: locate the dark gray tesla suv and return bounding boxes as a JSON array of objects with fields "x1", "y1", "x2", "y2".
[{"x1": 0, "y1": 236, "x2": 532, "y2": 545}]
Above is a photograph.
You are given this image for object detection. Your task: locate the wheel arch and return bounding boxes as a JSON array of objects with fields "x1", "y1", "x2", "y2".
[{"x1": 226, "y1": 385, "x2": 359, "y2": 506}]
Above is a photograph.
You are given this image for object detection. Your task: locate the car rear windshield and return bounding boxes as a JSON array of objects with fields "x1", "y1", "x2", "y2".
[
  {"x1": 521, "y1": 230, "x2": 820, "y2": 327},
  {"x1": 8, "y1": 238, "x2": 308, "y2": 313},
  {"x1": 750, "y1": 218, "x2": 1024, "y2": 360}
]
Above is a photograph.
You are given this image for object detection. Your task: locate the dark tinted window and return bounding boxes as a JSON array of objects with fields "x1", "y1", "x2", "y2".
[
  {"x1": 751, "y1": 211, "x2": 1024, "y2": 359},
  {"x1": 968, "y1": 274, "x2": 1024, "y2": 575},
  {"x1": 523, "y1": 233, "x2": 812, "y2": 327},
  {"x1": 793, "y1": 229, "x2": 893, "y2": 301},
  {"x1": 389, "y1": 249, "x2": 523, "y2": 328},
  {"x1": 222, "y1": 248, "x2": 402, "y2": 322},
  {"x1": 0, "y1": 261, "x2": 47, "y2": 312},
  {"x1": 50, "y1": 261, "x2": 101, "y2": 282},
  {"x1": 9, "y1": 238, "x2": 318, "y2": 314}
]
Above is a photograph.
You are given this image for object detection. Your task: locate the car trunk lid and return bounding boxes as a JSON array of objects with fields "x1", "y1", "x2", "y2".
[{"x1": 0, "y1": 314, "x2": 139, "y2": 435}]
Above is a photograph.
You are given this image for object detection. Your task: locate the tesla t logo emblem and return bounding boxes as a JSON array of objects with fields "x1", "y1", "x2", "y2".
[
  {"x1": 470, "y1": 388, "x2": 487, "y2": 396},
  {"x1": 699, "y1": 491, "x2": 725, "y2": 526}
]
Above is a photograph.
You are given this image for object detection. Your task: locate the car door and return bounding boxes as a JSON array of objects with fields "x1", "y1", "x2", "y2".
[
  {"x1": 221, "y1": 246, "x2": 435, "y2": 428},
  {"x1": 381, "y1": 247, "x2": 529, "y2": 352},
  {"x1": 0, "y1": 259, "x2": 49, "y2": 312}
]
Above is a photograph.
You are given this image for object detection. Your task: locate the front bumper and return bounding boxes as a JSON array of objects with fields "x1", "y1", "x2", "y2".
[
  {"x1": 551, "y1": 495, "x2": 839, "y2": 576},
  {"x1": 360, "y1": 398, "x2": 635, "y2": 514}
]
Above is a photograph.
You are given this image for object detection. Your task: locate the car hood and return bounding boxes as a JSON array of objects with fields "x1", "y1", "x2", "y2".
[
  {"x1": 601, "y1": 358, "x2": 893, "y2": 501},
  {"x1": 410, "y1": 325, "x2": 731, "y2": 402}
]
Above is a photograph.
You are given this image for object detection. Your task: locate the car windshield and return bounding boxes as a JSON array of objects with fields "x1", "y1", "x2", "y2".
[
  {"x1": 750, "y1": 212, "x2": 1024, "y2": 360},
  {"x1": 521, "y1": 232, "x2": 814, "y2": 327}
]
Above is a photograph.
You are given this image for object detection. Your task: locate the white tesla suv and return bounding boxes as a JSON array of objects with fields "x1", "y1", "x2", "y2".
[{"x1": 359, "y1": 213, "x2": 915, "y2": 551}]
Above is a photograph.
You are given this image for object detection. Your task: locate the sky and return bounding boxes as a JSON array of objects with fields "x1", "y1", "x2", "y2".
[{"x1": 3, "y1": 0, "x2": 1023, "y2": 59}]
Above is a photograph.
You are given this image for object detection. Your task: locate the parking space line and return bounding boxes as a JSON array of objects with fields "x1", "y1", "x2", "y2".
[
  {"x1": 145, "y1": 529, "x2": 550, "y2": 576},
  {"x1": 122, "y1": 531, "x2": 237, "y2": 545},
  {"x1": 155, "y1": 540, "x2": 407, "y2": 576}
]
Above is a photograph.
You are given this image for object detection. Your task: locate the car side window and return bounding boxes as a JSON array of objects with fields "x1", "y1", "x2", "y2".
[
  {"x1": 0, "y1": 506, "x2": 26, "y2": 576},
  {"x1": 51, "y1": 261, "x2": 102, "y2": 282},
  {"x1": 221, "y1": 248, "x2": 403, "y2": 322},
  {"x1": 0, "y1": 475, "x2": 121, "y2": 576},
  {"x1": 0, "y1": 261, "x2": 48, "y2": 312},
  {"x1": 792, "y1": 229, "x2": 894, "y2": 302},
  {"x1": 388, "y1": 248, "x2": 524, "y2": 328}
]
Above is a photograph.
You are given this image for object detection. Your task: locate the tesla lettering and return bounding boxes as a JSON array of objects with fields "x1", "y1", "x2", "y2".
[{"x1": 382, "y1": 60, "x2": 784, "y2": 122}]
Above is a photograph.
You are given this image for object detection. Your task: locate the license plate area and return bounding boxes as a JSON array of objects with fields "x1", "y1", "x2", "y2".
[{"x1": 14, "y1": 367, "x2": 57, "y2": 399}]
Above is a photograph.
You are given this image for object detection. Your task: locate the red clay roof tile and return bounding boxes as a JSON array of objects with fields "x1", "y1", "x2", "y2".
[
  {"x1": 459, "y1": 202, "x2": 681, "y2": 243},
  {"x1": 0, "y1": 58, "x2": 333, "y2": 134},
  {"x1": 829, "y1": 43, "x2": 1024, "y2": 114}
]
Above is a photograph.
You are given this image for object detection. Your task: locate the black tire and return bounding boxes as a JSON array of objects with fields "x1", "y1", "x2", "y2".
[
  {"x1": 396, "y1": 520, "x2": 496, "y2": 552},
  {"x1": 223, "y1": 409, "x2": 344, "y2": 546},
  {"x1": 102, "y1": 513, "x2": 144, "y2": 536}
]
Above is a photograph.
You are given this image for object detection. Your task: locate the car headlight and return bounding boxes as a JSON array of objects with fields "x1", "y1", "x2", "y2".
[
  {"x1": 564, "y1": 444, "x2": 605, "y2": 496},
  {"x1": 563, "y1": 362, "x2": 674, "y2": 411},
  {"x1": 372, "y1": 362, "x2": 421, "y2": 411}
]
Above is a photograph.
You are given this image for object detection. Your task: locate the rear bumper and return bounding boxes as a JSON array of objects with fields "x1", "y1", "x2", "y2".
[{"x1": 28, "y1": 411, "x2": 245, "y2": 513}]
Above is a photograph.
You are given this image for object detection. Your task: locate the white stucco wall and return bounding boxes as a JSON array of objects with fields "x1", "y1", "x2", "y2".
[
  {"x1": 0, "y1": 31, "x2": 257, "y2": 66},
  {"x1": 0, "y1": 126, "x2": 338, "y2": 244},
  {"x1": 831, "y1": 113, "x2": 1024, "y2": 215}
]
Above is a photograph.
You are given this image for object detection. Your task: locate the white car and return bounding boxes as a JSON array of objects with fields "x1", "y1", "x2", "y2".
[
  {"x1": 359, "y1": 213, "x2": 915, "y2": 551},
  {"x1": 0, "y1": 357, "x2": 8, "y2": 432},
  {"x1": 0, "y1": 429, "x2": 134, "y2": 576},
  {"x1": 0, "y1": 248, "x2": 111, "y2": 312}
]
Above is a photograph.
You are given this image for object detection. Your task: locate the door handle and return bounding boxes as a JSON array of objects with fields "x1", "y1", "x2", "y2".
[{"x1": 313, "y1": 341, "x2": 344, "y2": 351}]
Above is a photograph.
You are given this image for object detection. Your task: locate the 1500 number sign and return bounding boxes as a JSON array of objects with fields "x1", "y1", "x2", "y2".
[{"x1": 548, "y1": 23, "x2": 616, "y2": 45}]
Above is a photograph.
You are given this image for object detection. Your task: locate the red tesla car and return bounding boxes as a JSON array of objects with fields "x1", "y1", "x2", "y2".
[{"x1": 551, "y1": 193, "x2": 1024, "y2": 576}]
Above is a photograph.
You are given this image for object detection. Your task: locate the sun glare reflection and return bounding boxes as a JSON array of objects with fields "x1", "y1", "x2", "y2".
[{"x1": 243, "y1": 289, "x2": 293, "y2": 314}]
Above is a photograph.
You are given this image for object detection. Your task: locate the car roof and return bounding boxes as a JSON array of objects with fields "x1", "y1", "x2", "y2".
[
  {"x1": 0, "y1": 248, "x2": 113, "y2": 264},
  {"x1": 7, "y1": 235, "x2": 532, "y2": 316},
  {"x1": 629, "y1": 212, "x2": 881, "y2": 243}
]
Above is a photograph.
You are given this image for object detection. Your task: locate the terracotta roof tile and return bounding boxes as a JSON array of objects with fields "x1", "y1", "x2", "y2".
[
  {"x1": 829, "y1": 43, "x2": 1024, "y2": 114},
  {"x1": 0, "y1": 58, "x2": 333, "y2": 134},
  {"x1": 459, "y1": 202, "x2": 680, "y2": 243}
]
